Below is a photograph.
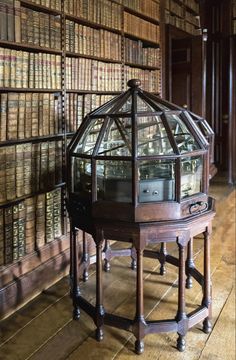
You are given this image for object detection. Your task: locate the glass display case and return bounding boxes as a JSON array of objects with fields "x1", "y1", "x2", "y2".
[{"x1": 67, "y1": 79, "x2": 214, "y2": 225}]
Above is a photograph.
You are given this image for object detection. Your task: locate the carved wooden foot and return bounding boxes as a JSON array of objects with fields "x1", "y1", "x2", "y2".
[
  {"x1": 73, "y1": 306, "x2": 80, "y2": 320},
  {"x1": 83, "y1": 269, "x2": 89, "y2": 282},
  {"x1": 177, "y1": 334, "x2": 186, "y2": 352},
  {"x1": 160, "y1": 264, "x2": 166, "y2": 275},
  {"x1": 131, "y1": 258, "x2": 137, "y2": 270},
  {"x1": 104, "y1": 259, "x2": 111, "y2": 272},
  {"x1": 135, "y1": 340, "x2": 144, "y2": 354},
  {"x1": 203, "y1": 318, "x2": 212, "y2": 334},
  {"x1": 96, "y1": 328, "x2": 104, "y2": 341},
  {"x1": 185, "y1": 275, "x2": 193, "y2": 289}
]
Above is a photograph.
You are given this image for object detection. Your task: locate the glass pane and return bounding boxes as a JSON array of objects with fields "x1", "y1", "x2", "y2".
[
  {"x1": 137, "y1": 116, "x2": 174, "y2": 156},
  {"x1": 181, "y1": 156, "x2": 203, "y2": 198},
  {"x1": 138, "y1": 160, "x2": 175, "y2": 202},
  {"x1": 118, "y1": 96, "x2": 132, "y2": 113},
  {"x1": 74, "y1": 118, "x2": 103, "y2": 155},
  {"x1": 97, "y1": 117, "x2": 132, "y2": 156},
  {"x1": 166, "y1": 114, "x2": 200, "y2": 153},
  {"x1": 73, "y1": 158, "x2": 92, "y2": 197},
  {"x1": 97, "y1": 160, "x2": 132, "y2": 202},
  {"x1": 137, "y1": 96, "x2": 156, "y2": 112}
]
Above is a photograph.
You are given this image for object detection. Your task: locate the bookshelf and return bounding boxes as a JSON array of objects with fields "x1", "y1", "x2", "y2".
[
  {"x1": 0, "y1": 0, "x2": 162, "y2": 318},
  {"x1": 165, "y1": 0, "x2": 201, "y2": 35}
]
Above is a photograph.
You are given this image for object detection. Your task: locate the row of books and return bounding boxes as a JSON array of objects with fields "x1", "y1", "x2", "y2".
[
  {"x1": 0, "y1": 141, "x2": 63, "y2": 204},
  {"x1": 64, "y1": 0, "x2": 122, "y2": 31},
  {"x1": 125, "y1": 38, "x2": 161, "y2": 68},
  {"x1": 65, "y1": 93, "x2": 114, "y2": 132},
  {"x1": 0, "y1": 0, "x2": 21, "y2": 42},
  {"x1": 166, "y1": 0, "x2": 199, "y2": 16},
  {"x1": 23, "y1": 0, "x2": 61, "y2": 10},
  {"x1": 124, "y1": 13, "x2": 160, "y2": 43},
  {"x1": 169, "y1": 0, "x2": 184, "y2": 18},
  {"x1": 0, "y1": 48, "x2": 61, "y2": 89},
  {"x1": 65, "y1": 57, "x2": 122, "y2": 91},
  {"x1": 0, "y1": 188, "x2": 62, "y2": 266},
  {"x1": 233, "y1": 2, "x2": 236, "y2": 18},
  {"x1": 166, "y1": 12, "x2": 199, "y2": 35},
  {"x1": 0, "y1": 93, "x2": 62, "y2": 142},
  {"x1": 124, "y1": 66, "x2": 161, "y2": 93},
  {"x1": 20, "y1": 7, "x2": 61, "y2": 49},
  {"x1": 185, "y1": 11, "x2": 200, "y2": 27},
  {"x1": 65, "y1": 21, "x2": 122, "y2": 61},
  {"x1": 184, "y1": 0, "x2": 199, "y2": 13},
  {"x1": 123, "y1": 0, "x2": 160, "y2": 21}
]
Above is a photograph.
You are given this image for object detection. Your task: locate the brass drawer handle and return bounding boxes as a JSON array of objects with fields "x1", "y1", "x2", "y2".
[{"x1": 189, "y1": 201, "x2": 208, "y2": 214}]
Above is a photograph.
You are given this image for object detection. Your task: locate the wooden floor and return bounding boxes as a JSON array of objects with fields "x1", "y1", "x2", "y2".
[{"x1": 0, "y1": 178, "x2": 235, "y2": 360}]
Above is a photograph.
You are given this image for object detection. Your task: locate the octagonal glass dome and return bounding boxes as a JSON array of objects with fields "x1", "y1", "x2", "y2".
[{"x1": 67, "y1": 79, "x2": 212, "y2": 225}]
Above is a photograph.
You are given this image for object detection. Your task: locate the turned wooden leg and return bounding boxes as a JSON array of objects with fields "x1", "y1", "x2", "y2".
[
  {"x1": 176, "y1": 239, "x2": 188, "y2": 352},
  {"x1": 186, "y1": 237, "x2": 195, "y2": 289},
  {"x1": 160, "y1": 242, "x2": 167, "y2": 275},
  {"x1": 133, "y1": 242, "x2": 146, "y2": 355},
  {"x1": 69, "y1": 221, "x2": 73, "y2": 297},
  {"x1": 72, "y1": 226, "x2": 80, "y2": 320},
  {"x1": 103, "y1": 239, "x2": 111, "y2": 272},
  {"x1": 202, "y1": 228, "x2": 212, "y2": 334},
  {"x1": 82, "y1": 231, "x2": 89, "y2": 282},
  {"x1": 95, "y1": 229, "x2": 105, "y2": 341},
  {"x1": 131, "y1": 246, "x2": 137, "y2": 270}
]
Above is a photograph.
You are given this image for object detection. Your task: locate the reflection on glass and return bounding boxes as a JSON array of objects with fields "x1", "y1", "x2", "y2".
[
  {"x1": 137, "y1": 116, "x2": 174, "y2": 156},
  {"x1": 138, "y1": 160, "x2": 175, "y2": 202},
  {"x1": 166, "y1": 114, "x2": 199, "y2": 153},
  {"x1": 136, "y1": 96, "x2": 156, "y2": 112},
  {"x1": 98, "y1": 117, "x2": 132, "y2": 156},
  {"x1": 118, "y1": 96, "x2": 132, "y2": 113},
  {"x1": 96, "y1": 160, "x2": 132, "y2": 202},
  {"x1": 73, "y1": 158, "x2": 92, "y2": 197},
  {"x1": 181, "y1": 156, "x2": 202, "y2": 198},
  {"x1": 74, "y1": 119, "x2": 103, "y2": 155}
]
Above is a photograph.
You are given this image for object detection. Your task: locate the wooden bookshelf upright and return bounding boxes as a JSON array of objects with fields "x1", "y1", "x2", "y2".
[
  {"x1": 0, "y1": 0, "x2": 162, "y2": 319},
  {"x1": 229, "y1": 0, "x2": 236, "y2": 183}
]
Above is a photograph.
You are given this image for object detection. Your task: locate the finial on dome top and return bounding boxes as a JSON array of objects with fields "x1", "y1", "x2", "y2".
[{"x1": 127, "y1": 79, "x2": 141, "y2": 88}]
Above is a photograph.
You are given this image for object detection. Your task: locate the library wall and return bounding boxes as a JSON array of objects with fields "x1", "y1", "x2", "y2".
[{"x1": 0, "y1": 0, "x2": 162, "y2": 318}]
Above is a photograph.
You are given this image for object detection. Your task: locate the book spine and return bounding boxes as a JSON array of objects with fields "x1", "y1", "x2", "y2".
[
  {"x1": 12, "y1": 204, "x2": 19, "y2": 261},
  {"x1": 14, "y1": 0, "x2": 21, "y2": 42},
  {"x1": 46, "y1": 191, "x2": 54, "y2": 242},
  {"x1": 25, "y1": 197, "x2": 36, "y2": 254},
  {"x1": 23, "y1": 143, "x2": 32, "y2": 195},
  {"x1": 7, "y1": 92, "x2": 18, "y2": 140},
  {"x1": 0, "y1": 93, "x2": 7, "y2": 141},
  {"x1": 17, "y1": 202, "x2": 26, "y2": 258},
  {"x1": 4, "y1": 206, "x2": 13, "y2": 264},
  {"x1": 7, "y1": 0, "x2": 15, "y2": 42},
  {"x1": 48, "y1": 141, "x2": 56, "y2": 187},
  {"x1": 36, "y1": 194, "x2": 45, "y2": 249},
  {"x1": 31, "y1": 93, "x2": 39, "y2": 137},
  {"x1": 6, "y1": 145, "x2": 16, "y2": 201},
  {"x1": 25, "y1": 93, "x2": 32, "y2": 138},
  {"x1": 4, "y1": 48, "x2": 11, "y2": 88},
  {"x1": 0, "y1": 148, "x2": 6, "y2": 204},
  {"x1": 18, "y1": 93, "x2": 25, "y2": 139},
  {"x1": 16, "y1": 144, "x2": 24, "y2": 198},
  {"x1": 0, "y1": 1, "x2": 8, "y2": 41},
  {"x1": 40, "y1": 142, "x2": 49, "y2": 190},
  {"x1": 0, "y1": 209, "x2": 4, "y2": 266}
]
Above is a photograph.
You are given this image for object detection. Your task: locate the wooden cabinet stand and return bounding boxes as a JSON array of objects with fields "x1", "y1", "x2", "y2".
[{"x1": 69, "y1": 198, "x2": 215, "y2": 354}]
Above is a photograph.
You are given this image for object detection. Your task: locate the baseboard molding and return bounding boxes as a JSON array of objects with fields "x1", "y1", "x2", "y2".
[{"x1": 0, "y1": 248, "x2": 70, "y2": 320}]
